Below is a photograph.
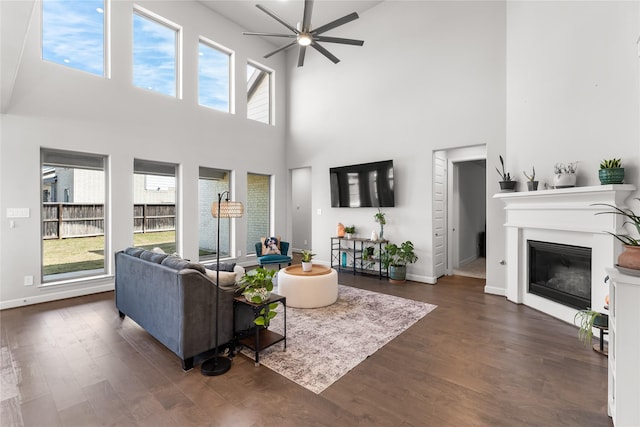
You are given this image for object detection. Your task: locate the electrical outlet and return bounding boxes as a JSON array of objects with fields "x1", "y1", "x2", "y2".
[
  {"x1": 304, "y1": 240, "x2": 308, "y2": 245},
  {"x1": 237, "y1": 250, "x2": 242, "y2": 257},
  {"x1": 24, "y1": 275, "x2": 34, "y2": 286}
]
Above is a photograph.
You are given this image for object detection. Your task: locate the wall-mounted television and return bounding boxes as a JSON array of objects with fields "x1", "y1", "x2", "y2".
[{"x1": 330, "y1": 160, "x2": 395, "y2": 207}]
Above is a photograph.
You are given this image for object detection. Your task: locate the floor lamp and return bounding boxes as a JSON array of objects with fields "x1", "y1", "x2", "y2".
[{"x1": 201, "y1": 191, "x2": 243, "y2": 376}]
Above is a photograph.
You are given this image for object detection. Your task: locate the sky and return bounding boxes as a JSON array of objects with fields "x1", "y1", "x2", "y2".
[{"x1": 42, "y1": 0, "x2": 230, "y2": 111}]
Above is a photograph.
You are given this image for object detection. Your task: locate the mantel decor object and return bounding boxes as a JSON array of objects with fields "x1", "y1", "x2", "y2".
[{"x1": 553, "y1": 162, "x2": 578, "y2": 188}]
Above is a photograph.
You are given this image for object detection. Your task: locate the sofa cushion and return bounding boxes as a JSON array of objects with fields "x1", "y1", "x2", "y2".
[
  {"x1": 161, "y1": 255, "x2": 206, "y2": 274},
  {"x1": 204, "y1": 262, "x2": 236, "y2": 272},
  {"x1": 124, "y1": 247, "x2": 145, "y2": 258},
  {"x1": 140, "y1": 250, "x2": 169, "y2": 264},
  {"x1": 204, "y1": 269, "x2": 237, "y2": 288}
]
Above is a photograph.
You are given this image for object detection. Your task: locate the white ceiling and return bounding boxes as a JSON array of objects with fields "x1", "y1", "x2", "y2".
[{"x1": 197, "y1": 0, "x2": 382, "y2": 44}]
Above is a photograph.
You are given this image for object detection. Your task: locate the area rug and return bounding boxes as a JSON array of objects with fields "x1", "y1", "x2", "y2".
[{"x1": 240, "y1": 285, "x2": 437, "y2": 394}]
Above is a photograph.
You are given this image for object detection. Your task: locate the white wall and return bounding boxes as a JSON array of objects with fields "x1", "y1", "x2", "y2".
[
  {"x1": 0, "y1": 1, "x2": 288, "y2": 308},
  {"x1": 286, "y1": 1, "x2": 507, "y2": 284},
  {"x1": 290, "y1": 167, "x2": 312, "y2": 252},
  {"x1": 506, "y1": 1, "x2": 640, "y2": 195}
]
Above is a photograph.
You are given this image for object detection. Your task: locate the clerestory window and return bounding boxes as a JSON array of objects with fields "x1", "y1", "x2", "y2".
[
  {"x1": 133, "y1": 8, "x2": 181, "y2": 98},
  {"x1": 42, "y1": 0, "x2": 106, "y2": 77},
  {"x1": 199, "y1": 39, "x2": 232, "y2": 113}
]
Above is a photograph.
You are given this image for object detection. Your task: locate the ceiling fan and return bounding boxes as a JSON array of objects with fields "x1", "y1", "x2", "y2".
[{"x1": 243, "y1": 0, "x2": 364, "y2": 67}]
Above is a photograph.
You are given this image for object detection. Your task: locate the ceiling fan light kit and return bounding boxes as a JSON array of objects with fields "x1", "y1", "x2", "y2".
[{"x1": 243, "y1": 0, "x2": 365, "y2": 67}]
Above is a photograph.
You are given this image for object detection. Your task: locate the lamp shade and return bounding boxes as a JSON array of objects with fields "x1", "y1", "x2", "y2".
[{"x1": 212, "y1": 200, "x2": 244, "y2": 218}]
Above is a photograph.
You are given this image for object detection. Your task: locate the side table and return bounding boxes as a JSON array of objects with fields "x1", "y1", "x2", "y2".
[{"x1": 234, "y1": 293, "x2": 286, "y2": 366}]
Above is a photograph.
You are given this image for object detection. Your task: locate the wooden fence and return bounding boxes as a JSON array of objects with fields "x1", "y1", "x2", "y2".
[{"x1": 43, "y1": 203, "x2": 175, "y2": 239}]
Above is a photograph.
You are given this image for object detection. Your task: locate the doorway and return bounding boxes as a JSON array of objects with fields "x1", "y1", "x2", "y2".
[
  {"x1": 432, "y1": 146, "x2": 487, "y2": 280},
  {"x1": 290, "y1": 167, "x2": 312, "y2": 253}
]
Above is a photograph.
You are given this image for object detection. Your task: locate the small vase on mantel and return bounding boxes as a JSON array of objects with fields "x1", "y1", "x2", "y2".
[{"x1": 618, "y1": 245, "x2": 640, "y2": 270}]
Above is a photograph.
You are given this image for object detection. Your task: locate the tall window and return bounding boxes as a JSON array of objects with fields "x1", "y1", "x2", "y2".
[
  {"x1": 133, "y1": 8, "x2": 180, "y2": 97},
  {"x1": 41, "y1": 149, "x2": 106, "y2": 282},
  {"x1": 42, "y1": 0, "x2": 105, "y2": 76},
  {"x1": 247, "y1": 63, "x2": 272, "y2": 124},
  {"x1": 199, "y1": 168, "x2": 231, "y2": 261},
  {"x1": 199, "y1": 39, "x2": 231, "y2": 112},
  {"x1": 133, "y1": 159, "x2": 177, "y2": 254},
  {"x1": 246, "y1": 173, "x2": 271, "y2": 255}
]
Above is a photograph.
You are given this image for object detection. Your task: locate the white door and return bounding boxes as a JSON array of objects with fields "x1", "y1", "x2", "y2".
[{"x1": 433, "y1": 152, "x2": 447, "y2": 278}]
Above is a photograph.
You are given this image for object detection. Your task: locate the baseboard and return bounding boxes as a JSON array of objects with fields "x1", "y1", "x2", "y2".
[
  {"x1": 407, "y1": 274, "x2": 437, "y2": 285},
  {"x1": 484, "y1": 285, "x2": 506, "y2": 296},
  {"x1": 0, "y1": 283, "x2": 115, "y2": 310}
]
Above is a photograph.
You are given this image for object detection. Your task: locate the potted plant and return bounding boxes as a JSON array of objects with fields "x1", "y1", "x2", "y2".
[
  {"x1": 380, "y1": 240, "x2": 418, "y2": 284},
  {"x1": 598, "y1": 158, "x2": 624, "y2": 185},
  {"x1": 574, "y1": 309, "x2": 607, "y2": 347},
  {"x1": 344, "y1": 225, "x2": 355, "y2": 239},
  {"x1": 237, "y1": 267, "x2": 276, "y2": 303},
  {"x1": 593, "y1": 198, "x2": 640, "y2": 270},
  {"x1": 300, "y1": 249, "x2": 315, "y2": 272},
  {"x1": 374, "y1": 208, "x2": 386, "y2": 240},
  {"x1": 553, "y1": 162, "x2": 578, "y2": 188},
  {"x1": 522, "y1": 166, "x2": 538, "y2": 191},
  {"x1": 496, "y1": 155, "x2": 516, "y2": 192}
]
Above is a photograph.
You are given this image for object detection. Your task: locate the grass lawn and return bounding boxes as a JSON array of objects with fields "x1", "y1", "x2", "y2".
[{"x1": 43, "y1": 231, "x2": 176, "y2": 276}]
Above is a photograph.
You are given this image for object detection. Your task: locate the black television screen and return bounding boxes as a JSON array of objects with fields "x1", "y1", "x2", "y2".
[{"x1": 330, "y1": 160, "x2": 395, "y2": 207}]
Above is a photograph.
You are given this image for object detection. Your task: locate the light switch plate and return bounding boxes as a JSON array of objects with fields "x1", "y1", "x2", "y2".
[{"x1": 7, "y1": 208, "x2": 30, "y2": 218}]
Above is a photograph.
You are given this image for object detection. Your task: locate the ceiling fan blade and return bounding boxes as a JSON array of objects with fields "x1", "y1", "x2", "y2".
[
  {"x1": 264, "y1": 41, "x2": 298, "y2": 59},
  {"x1": 301, "y1": 0, "x2": 314, "y2": 32},
  {"x1": 314, "y1": 36, "x2": 364, "y2": 46},
  {"x1": 243, "y1": 32, "x2": 297, "y2": 38},
  {"x1": 297, "y1": 46, "x2": 307, "y2": 67},
  {"x1": 311, "y1": 42, "x2": 340, "y2": 64},
  {"x1": 312, "y1": 12, "x2": 359, "y2": 35},
  {"x1": 256, "y1": 4, "x2": 299, "y2": 34}
]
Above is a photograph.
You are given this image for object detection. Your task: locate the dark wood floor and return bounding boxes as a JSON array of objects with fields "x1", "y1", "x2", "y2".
[{"x1": 1, "y1": 274, "x2": 611, "y2": 427}]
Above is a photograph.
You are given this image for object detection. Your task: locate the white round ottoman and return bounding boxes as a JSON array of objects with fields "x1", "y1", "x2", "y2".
[{"x1": 277, "y1": 264, "x2": 338, "y2": 308}]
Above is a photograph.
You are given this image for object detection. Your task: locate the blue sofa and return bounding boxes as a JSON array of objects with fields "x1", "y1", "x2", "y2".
[{"x1": 115, "y1": 247, "x2": 252, "y2": 370}]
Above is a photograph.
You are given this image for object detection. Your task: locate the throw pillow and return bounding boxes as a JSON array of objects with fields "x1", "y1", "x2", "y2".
[
  {"x1": 261, "y1": 236, "x2": 281, "y2": 255},
  {"x1": 205, "y1": 268, "x2": 237, "y2": 287},
  {"x1": 160, "y1": 256, "x2": 206, "y2": 274}
]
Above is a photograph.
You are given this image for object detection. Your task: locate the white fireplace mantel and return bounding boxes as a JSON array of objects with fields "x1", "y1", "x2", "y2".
[{"x1": 494, "y1": 184, "x2": 636, "y2": 324}]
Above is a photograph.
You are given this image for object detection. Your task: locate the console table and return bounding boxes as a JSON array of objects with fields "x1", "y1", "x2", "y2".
[
  {"x1": 234, "y1": 293, "x2": 286, "y2": 367},
  {"x1": 330, "y1": 237, "x2": 388, "y2": 279}
]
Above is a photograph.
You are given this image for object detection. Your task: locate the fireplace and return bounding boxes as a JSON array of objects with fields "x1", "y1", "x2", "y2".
[
  {"x1": 494, "y1": 184, "x2": 635, "y2": 324},
  {"x1": 528, "y1": 240, "x2": 591, "y2": 310}
]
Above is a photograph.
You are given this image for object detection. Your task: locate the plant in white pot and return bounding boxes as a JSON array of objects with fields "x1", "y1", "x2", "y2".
[
  {"x1": 300, "y1": 249, "x2": 315, "y2": 272},
  {"x1": 553, "y1": 162, "x2": 578, "y2": 188},
  {"x1": 380, "y1": 241, "x2": 418, "y2": 284},
  {"x1": 237, "y1": 267, "x2": 276, "y2": 303}
]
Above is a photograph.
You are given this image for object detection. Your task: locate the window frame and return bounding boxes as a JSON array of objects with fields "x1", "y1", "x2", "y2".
[
  {"x1": 41, "y1": 0, "x2": 110, "y2": 78},
  {"x1": 132, "y1": 6, "x2": 183, "y2": 99},
  {"x1": 246, "y1": 172, "x2": 272, "y2": 255},
  {"x1": 198, "y1": 37, "x2": 234, "y2": 114},
  {"x1": 41, "y1": 148, "x2": 109, "y2": 285},
  {"x1": 246, "y1": 61, "x2": 274, "y2": 125}
]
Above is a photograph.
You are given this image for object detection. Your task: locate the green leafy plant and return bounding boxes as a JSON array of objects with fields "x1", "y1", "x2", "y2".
[
  {"x1": 374, "y1": 208, "x2": 386, "y2": 225},
  {"x1": 523, "y1": 166, "x2": 536, "y2": 182},
  {"x1": 574, "y1": 309, "x2": 602, "y2": 346},
  {"x1": 380, "y1": 241, "x2": 418, "y2": 268},
  {"x1": 592, "y1": 198, "x2": 640, "y2": 246},
  {"x1": 344, "y1": 225, "x2": 356, "y2": 234},
  {"x1": 496, "y1": 155, "x2": 511, "y2": 181},
  {"x1": 600, "y1": 158, "x2": 622, "y2": 169},
  {"x1": 255, "y1": 302, "x2": 279, "y2": 328},
  {"x1": 237, "y1": 267, "x2": 276, "y2": 303},
  {"x1": 301, "y1": 250, "x2": 315, "y2": 262}
]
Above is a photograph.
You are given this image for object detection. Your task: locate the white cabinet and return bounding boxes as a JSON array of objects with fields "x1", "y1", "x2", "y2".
[{"x1": 606, "y1": 268, "x2": 640, "y2": 426}]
